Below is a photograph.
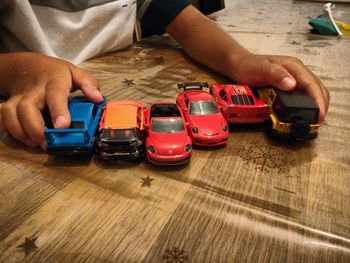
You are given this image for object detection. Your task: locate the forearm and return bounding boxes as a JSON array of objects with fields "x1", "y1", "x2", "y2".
[{"x1": 166, "y1": 5, "x2": 251, "y2": 80}]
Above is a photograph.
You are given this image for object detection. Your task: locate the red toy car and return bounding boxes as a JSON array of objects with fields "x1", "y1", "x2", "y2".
[
  {"x1": 210, "y1": 84, "x2": 270, "y2": 123},
  {"x1": 176, "y1": 82, "x2": 229, "y2": 146},
  {"x1": 145, "y1": 102, "x2": 192, "y2": 165}
]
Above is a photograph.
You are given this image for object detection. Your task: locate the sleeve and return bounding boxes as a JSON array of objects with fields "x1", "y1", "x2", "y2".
[{"x1": 140, "y1": 0, "x2": 191, "y2": 38}]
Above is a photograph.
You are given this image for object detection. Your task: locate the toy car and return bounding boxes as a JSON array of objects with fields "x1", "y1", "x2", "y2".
[
  {"x1": 258, "y1": 88, "x2": 320, "y2": 140},
  {"x1": 145, "y1": 102, "x2": 192, "y2": 165},
  {"x1": 45, "y1": 96, "x2": 106, "y2": 155},
  {"x1": 96, "y1": 101, "x2": 145, "y2": 162},
  {"x1": 210, "y1": 84, "x2": 270, "y2": 123},
  {"x1": 176, "y1": 82, "x2": 229, "y2": 146}
]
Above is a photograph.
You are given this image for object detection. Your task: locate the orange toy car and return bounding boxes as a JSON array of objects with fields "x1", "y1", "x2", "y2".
[{"x1": 96, "y1": 101, "x2": 145, "y2": 162}]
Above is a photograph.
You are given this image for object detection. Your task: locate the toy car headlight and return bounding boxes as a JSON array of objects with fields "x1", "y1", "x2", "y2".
[
  {"x1": 98, "y1": 142, "x2": 109, "y2": 148},
  {"x1": 222, "y1": 125, "x2": 228, "y2": 131},
  {"x1": 147, "y1": 145, "x2": 156, "y2": 153},
  {"x1": 192, "y1": 127, "x2": 198, "y2": 133},
  {"x1": 185, "y1": 144, "x2": 192, "y2": 152}
]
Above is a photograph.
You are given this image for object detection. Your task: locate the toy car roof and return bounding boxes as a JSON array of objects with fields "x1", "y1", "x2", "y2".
[
  {"x1": 177, "y1": 82, "x2": 209, "y2": 90},
  {"x1": 184, "y1": 90, "x2": 214, "y2": 102},
  {"x1": 275, "y1": 89, "x2": 318, "y2": 110},
  {"x1": 104, "y1": 101, "x2": 142, "y2": 129}
]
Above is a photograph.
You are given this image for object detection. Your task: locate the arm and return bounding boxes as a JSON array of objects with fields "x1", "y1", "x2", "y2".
[
  {"x1": 166, "y1": 5, "x2": 329, "y2": 121},
  {"x1": 0, "y1": 52, "x2": 103, "y2": 148}
]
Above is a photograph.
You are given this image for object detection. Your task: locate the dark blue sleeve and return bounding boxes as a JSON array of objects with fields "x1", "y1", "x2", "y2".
[{"x1": 140, "y1": 0, "x2": 191, "y2": 38}]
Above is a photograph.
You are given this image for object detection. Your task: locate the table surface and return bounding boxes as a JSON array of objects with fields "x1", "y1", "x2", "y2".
[{"x1": 1, "y1": 0, "x2": 350, "y2": 262}]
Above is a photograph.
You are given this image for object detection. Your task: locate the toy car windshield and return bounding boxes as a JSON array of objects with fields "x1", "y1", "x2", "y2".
[
  {"x1": 150, "y1": 104, "x2": 181, "y2": 117},
  {"x1": 189, "y1": 101, "x2": 219, "y2": 115},
  {"x1": 230, "y1": 94, "x2": 255, "y2": 105},
  {"x1": 100, "y1": 128, "x2": 139, "y2": 142},
  {"x1": 151, "y1": 118, "x2": 184, "y2": 133}
]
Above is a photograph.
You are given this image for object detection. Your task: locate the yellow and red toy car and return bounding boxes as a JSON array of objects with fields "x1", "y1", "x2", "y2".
[{"x1": 258, "y1": 88, "x2": 320, "y2": 140}]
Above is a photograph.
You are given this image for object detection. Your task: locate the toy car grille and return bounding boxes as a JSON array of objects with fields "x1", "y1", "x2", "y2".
[{"x1": 231, "y1": 95, "x2": 254, "y2": 105}]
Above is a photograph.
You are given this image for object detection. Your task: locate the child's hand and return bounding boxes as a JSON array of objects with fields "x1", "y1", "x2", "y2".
[
  {"x1": 167, "y1": 5, "x2": 330, "y2": 122},
  {"x1": 0, "y1": 52, "x2": 103, "y2": 149},
  {"x1": 231, "y1": 53, "x2": 330, "y2": 122}
]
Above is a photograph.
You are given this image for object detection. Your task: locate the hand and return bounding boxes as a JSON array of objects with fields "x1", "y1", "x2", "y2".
[
  {"x1": 166, "y1": 5, "x2": 329, "y2": 122},
  {"x1": 0, "y1": 52, "x2": 103, "y2": 149},
  {"x1": 231, "y1": 53, "x2": 330, "y2": 122}
]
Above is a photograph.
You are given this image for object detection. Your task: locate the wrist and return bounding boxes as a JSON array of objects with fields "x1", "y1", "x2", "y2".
[{"x1": 225, "y1": 48, "x2": 253, "y2": 81}]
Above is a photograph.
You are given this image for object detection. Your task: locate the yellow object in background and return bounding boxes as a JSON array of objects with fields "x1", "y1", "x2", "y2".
[{"x1": 336, "y1": 20, "x2": 350, "y2": 36}]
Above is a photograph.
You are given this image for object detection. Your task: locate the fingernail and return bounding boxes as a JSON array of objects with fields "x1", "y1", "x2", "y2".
[
  {"x1": 279, "y1": 77, "x2": 296, "y2": 90},
  {"x1": 92, "y1": 89, "x2": 103, "y2": 101},
  {"x1": 54, "y1": 115, "x2": 68, "y2": 128}
]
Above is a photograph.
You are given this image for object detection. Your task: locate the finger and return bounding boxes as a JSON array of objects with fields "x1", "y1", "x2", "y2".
[
  {"x1": 46, "y1": 79, "x2": 71, "y2": 129},
  {"x1": 262, "y1": 60, "x2": 296, "y2": 91},
  {"x1": 17, "y1": 97, "x2": 47, "y2": 149},
  {"x1": 310, "y1": 71, "x2": 330, "y2": 115},
  {"x1": 323, "y1": 86, "x2": 330, "y2": 114},
  {"x1": 283, "y1": 62, "x2": 327, "y2": 122},
  {"x1": 69, "y1": 64, "x2": 103, "y2": 103},
  {"x1": 0, "y1": 103, "x2": 4, "y2": 132},
  {"x1": 1, "y1": 97, "x2": 38, "y2": 147}
]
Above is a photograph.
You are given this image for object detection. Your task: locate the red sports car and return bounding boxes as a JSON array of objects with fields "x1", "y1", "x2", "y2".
[
  {"x1": 145, "y1": 102, "x2": 192, "y2": 165},
  {"x1": 176, "y1": 82, "x2": 229, "y2": 146},
  {"x1": 210, "y1": 84, "x2": 270, "y2": 123}
]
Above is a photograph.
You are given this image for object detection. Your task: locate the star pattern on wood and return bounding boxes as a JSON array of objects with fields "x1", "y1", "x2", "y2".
[
  {"x1": 17, "y1": 237, "x2": 38, "y2": 256},
  {"x1": 122, "y1": 78, "x2": 135, "y2": 86},
  {"x1": 141, "y1": 175, "x2": 154, "y2": 187},
  {"x1": 163, "y1": 246, "x2": 189, "y2": 262}
]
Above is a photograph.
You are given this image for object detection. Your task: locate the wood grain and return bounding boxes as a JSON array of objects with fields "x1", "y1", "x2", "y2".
[{"x1": 0, "y1": 0, "x2": 349, "y2": 262}]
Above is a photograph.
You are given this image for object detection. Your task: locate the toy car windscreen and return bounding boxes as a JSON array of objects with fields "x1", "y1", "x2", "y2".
[
  {"x1": 189, "y1": 101, "x2": 219, "y2": 115},
  {"x1": 151, "y1": 119, "x2": 184, "y2": 133}
]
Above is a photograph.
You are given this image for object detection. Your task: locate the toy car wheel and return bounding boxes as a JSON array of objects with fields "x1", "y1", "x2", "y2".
[
  {"x1": 291, "y1": 120, "x2": 310, "y2": 140},
  {"x1": 265, "y1": 119, "x2": 274, "y2": 138}
]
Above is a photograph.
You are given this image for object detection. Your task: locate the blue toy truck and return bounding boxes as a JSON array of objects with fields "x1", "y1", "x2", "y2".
[{"x1": 45, "y1": 96, "x2": 106, "y2": 155}]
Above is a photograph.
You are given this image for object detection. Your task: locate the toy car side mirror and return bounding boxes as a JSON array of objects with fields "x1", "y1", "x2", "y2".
[
  {"x1": 185, "y1": 122, "x2": 190, "y2": 127},
  {"x1": 145, "y1": 123, "x2": 150, "y2": 128}
]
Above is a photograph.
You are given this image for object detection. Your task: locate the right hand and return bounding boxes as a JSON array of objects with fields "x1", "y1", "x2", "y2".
[{"x1": 0, "y1": 52, "x2": 103, "y2": 149}]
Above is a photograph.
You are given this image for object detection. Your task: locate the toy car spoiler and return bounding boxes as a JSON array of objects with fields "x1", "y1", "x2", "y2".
[{"x1": 177, "y1": 82, "x2": 209, "y2": 91}]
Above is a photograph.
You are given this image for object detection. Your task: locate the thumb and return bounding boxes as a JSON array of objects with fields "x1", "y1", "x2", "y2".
[
  {"x1": 69, "y1": 64, "x2": 103, "y2": 103},
  {"x1": 264, "y1": 63, "x2": 296, "y2": 91}
]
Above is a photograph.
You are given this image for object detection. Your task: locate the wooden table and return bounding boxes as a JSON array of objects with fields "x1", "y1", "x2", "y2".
[{"x1": 1, "y1": 0, "x2": 349, "y2": 262}]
